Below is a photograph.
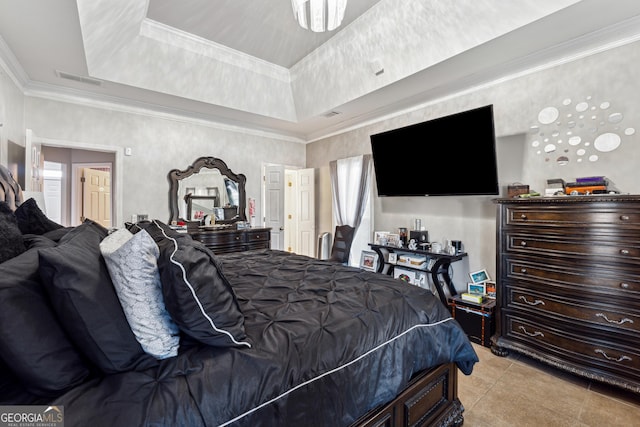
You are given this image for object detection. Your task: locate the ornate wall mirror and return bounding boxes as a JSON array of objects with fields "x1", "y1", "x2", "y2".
[{"x1": 168, "y1": 157, "x2": 247, "y2": 225}]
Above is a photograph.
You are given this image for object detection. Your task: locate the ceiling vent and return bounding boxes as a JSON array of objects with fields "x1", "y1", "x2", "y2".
[
  {"x1": 323, "y1": 111, "x2": 341, "y2": 118},
  {"x1": 56, "y1": 71, "x2": 103, "y2": 86}
]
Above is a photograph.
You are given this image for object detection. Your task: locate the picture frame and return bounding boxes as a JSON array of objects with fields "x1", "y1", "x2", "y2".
[
  {"x1": 373, "y1": 231, "x2": 390, "y2": 245},
  {"x1": 485, "y1": 280, "x2": 496, "y2": 299},
  {"x1": 360, "y1": 250, "x2": 378, "y2": 271},
  {"x1": 467, "y1": 282, "x2": 486, "y2": 295},
  {"x1": 386, "y1": 233, "x2": 401, "y2": 248},
  {"x1": 388, "y1": 252, "x2": 398, "y2": 264},
  {"x1": 469, "y1": 269, "x2": 490, "y2": 284}
]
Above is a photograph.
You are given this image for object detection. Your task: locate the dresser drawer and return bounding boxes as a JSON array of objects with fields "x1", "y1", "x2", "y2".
[
  {"x1": 246, "y1": 230, "x2": 270, "y2": 243},
  {"x1": 504, "y1": 205, "x2": 640, "y2": 230},
  {"x1": 504, "y1": 315, "x2": 640, "y2": 378},
  {"x1": 504, "y1": 232, "x2": 640, "y2": 264},
  {"x1": 503, "y1": 256, "x2": 640, "y2": 297},
  {"x1": 192, "y1": 231, "x2": 243, "y2": 246},
  {"x1": 505, "y1": 286, "x2": 640, "y2": 337}
]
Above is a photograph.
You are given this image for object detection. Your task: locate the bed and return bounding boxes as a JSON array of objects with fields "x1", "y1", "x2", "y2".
[{"x1": 0, "y1": 167, "x2": 478, "y2": 427}]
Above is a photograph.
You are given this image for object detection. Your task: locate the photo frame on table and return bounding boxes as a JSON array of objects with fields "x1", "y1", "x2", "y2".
[
  {"x1": 469, "y1": 269, "x2": 490, "y2": 284},
  {"x1": 388, "y1": 253, "x2": 398, "y2": 264},
  {"x1": 374, "y1": 231, "x2": 389, "y2": 245},
  {"x1": 485, "y1": 280, "x2": 496, "y2": 299},
  {"x1": 467, "y1": 282, "x2": 487, "y2": 295},
  {"x1": 360, "y1": 250, "x2": 378, "y2": 271},
  {"x1": 386, "y1": 233, "x2": 401, "y2": 248}
]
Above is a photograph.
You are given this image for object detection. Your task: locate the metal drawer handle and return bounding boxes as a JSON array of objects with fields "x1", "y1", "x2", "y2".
[
  {"x1": 595, "y1": 349, "x2": 632, "y2": 363},
  {"x1": 519, "y1": 240, "x2": 527, "y2": 247},
  {"x1": 520, "y1": 214, "x2": 528, "y2": 220},
  {"x1": 520, "y1": 268, "x2": 527, "y2": 274},
  {"x1": 620, "y1": 215, "x2": 630, "y2": 221},
  {"x1": 518, "y1": 326, "x2": 544, "y2": 337},
  {"x1": 519, "y1": 296, "x2": 545, "y2": 306},
  {"x1": 595, "y1": 313, "x2": 634, "y2": 325},
  {"x1": 620, "y1": 249, "x2": 630, "y2": 255},
  {"x1": 620, "y1": 283, "x2": 630, "y2": 290}
]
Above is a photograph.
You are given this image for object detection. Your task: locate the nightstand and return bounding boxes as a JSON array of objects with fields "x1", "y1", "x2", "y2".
[{"x1": 449, "y1": 296, "x2": 496, "y2": 347}]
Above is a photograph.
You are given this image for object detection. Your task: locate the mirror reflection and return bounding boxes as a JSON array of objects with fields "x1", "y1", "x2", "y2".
[
  {"x1": 180, "y1": 169, "x2": 240, "y2": 221},
  {"x1": 168, "y1": 157, "x2": 247, "y2": 225}
]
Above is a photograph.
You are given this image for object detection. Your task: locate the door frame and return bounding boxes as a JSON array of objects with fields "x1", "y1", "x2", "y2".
[{"x1": 25, "y1": 129, "x2": 124, "y2": 226}]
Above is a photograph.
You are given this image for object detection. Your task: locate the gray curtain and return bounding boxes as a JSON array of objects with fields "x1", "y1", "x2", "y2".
[{"x1": 329, "y1": 154, "x2": 371, "y2": 230}]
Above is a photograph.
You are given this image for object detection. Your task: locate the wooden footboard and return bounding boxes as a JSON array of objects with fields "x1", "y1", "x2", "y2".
[{"x1": 351, "y1": 363, "x2": 464, "y2": 427}]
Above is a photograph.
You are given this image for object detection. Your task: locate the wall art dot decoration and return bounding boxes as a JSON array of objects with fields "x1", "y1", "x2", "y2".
[{"x1": 530, "y1": 96, "x2": 635, "y2": 165}]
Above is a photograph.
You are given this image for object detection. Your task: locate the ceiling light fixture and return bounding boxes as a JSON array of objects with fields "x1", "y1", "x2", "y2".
[{"x1": 291, "y1": 0, "x2": 347, "y2": 32}]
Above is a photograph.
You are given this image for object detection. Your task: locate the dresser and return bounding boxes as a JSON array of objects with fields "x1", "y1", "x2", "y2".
[
  {"x1": 493, "y1": 195, "x2": 640, "y2": 394},
  {"x1": 189, "y1": 227, "x2": 271, "y2": 254}
]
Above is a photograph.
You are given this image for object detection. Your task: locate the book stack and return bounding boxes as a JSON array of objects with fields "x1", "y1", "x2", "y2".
[
  {"x1": 565, "y1": 176, "x2": 618, "y2": 195},
  {"x1": 461, "y1": 292, "x2": 486, "y2": 304}
]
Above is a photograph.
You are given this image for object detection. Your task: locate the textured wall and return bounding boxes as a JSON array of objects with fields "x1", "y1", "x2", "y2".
[
  {"x1": 0, "y1": 67, "x2": 25, "y2": 165},
  {"x1": 307, "y1": 40, "x2": 640, "y2": 284},
  {"x1": 22, "y1": 98, "x2": 306, "y2": 226}
]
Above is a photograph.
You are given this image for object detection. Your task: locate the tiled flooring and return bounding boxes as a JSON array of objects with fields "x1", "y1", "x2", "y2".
[{"x1": 458, "y1": 343, "x2": 640, "y2": 426}]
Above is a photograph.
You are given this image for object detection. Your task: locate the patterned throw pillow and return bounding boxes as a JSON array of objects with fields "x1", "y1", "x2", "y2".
[
  {"x1": 0, "y1": 202, "x2": 26, "y2": 263},
  {"x1": 14, "y1": 198, "x2": 64, "y2": 235},
  {"x1": 100, "y1": 228, "x2": 180, "y2": 359}
]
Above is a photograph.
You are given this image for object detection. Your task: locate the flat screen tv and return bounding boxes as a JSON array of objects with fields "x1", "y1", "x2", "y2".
[{"x1": 370, "y1": 105, "x2": 499, "y2": 197}]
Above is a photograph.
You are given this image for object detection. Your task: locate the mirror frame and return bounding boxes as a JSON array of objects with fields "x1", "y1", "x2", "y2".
[{"x1": 168, "y1": 156, "x2": 247, "y2": 225}]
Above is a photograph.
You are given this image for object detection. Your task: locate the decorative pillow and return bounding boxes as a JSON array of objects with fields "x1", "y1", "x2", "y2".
[
  {"x1": 143, "y1": 220, "x2": 250, "y2": 348},
  {"x1": 22, "y1": 234, "x2": 59, "y2": 250},
  {"x1": 14, "y1": 197, "x2": 64, "y2": 235},
  {"x1": 0, "y1": 202, "x2": 26, "y2": 263},
  {"x1": 0, "y1": 247, "x2": 91, "y2": 397},
  {"x1": 100, "y1": 228, "x2": 180, "y2": 359},
  {"x1": 38, "y1": 220, "x2": 157, "y2": 374}
]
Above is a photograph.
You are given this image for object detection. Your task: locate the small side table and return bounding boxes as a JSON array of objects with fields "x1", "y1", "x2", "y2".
[{"x1": 449, "y1": 296, "x2": 496, "y2": 347}]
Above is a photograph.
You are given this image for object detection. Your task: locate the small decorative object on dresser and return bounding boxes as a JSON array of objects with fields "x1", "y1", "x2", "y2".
[{"x1": 493, "y1": 195, "x2": 640, "y2": 394}]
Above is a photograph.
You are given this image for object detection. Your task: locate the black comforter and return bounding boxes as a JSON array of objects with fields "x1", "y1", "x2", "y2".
[{"x1": 46, "y1": 249, "x2": 477, "y2": 427}]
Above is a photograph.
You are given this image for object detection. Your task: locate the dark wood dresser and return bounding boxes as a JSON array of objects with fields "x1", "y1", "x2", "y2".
[
  {"x1": 493, "y1": 195, "x2": 640, "y2": 394},
  {"x1": 189, "y1": 227, "x2": 271, "y2": 254}
]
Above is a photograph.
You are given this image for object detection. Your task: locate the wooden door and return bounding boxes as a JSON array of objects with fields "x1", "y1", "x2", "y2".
[{"x1": 81, "y1": 167, "x2": 111, "y2": 227}]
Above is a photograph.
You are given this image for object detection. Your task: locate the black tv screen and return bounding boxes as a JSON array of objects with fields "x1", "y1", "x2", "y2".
[{"x1": 370, "y1": 105, "x2": 499, "y2": 197}]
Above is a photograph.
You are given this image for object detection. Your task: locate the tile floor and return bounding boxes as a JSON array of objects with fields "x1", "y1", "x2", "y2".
[{"x1": 458, "y1": 343, "x2": 640, "y2": 427}]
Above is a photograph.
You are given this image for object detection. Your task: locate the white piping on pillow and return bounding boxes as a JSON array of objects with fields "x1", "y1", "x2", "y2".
[{"x1": 155, "y1": 221, "x2": 251, "y2": 348}]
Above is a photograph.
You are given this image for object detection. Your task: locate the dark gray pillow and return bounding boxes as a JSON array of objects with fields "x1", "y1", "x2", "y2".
[
  {"x1": 39, "y1": 220, "x2": 157, "y2": 374},
  {"x1": 0, "y1": 247, "x2": 91, "y2": 397},
  {"x1": 0, "y1": 201, "x2": 25, "y2": 263},
  {"x1": 143, "y1": 220, "x2": 250, "y2": 348},
  {"x1": 15, "y1": 198, "x2": 64, "y2": 235}
]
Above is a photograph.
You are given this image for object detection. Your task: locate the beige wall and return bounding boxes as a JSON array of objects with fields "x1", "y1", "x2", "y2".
[{"x1": 308, "y1": 40, "x2": 640, "y2": 287}]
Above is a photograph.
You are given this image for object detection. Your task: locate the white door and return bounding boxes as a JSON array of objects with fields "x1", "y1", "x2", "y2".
[
  {"x1": 43, "y1": 161, "x2": 63, "y2": 224},
  {"x1": 264, "y1": 165, "x2": 285, "y2": 250},
  {"x1": 295, "y1": 168, "x2": 315, "y2": 257},
  {"x1": 284, "y1": 170, "x2": 297, "y2": 253}
]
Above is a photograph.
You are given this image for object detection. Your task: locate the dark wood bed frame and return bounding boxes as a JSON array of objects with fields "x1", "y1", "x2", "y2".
[{"x1": 352, "y1": 363, "x2": 464, "y2": 427}]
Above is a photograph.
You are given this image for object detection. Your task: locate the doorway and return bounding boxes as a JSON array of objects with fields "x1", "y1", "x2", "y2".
[
  {"x1": 263, "y1": 164, "x2": 315, "y2": 257},
  {"x1": 25, "y1": 130, "x2": 123, "y2": 226}
]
